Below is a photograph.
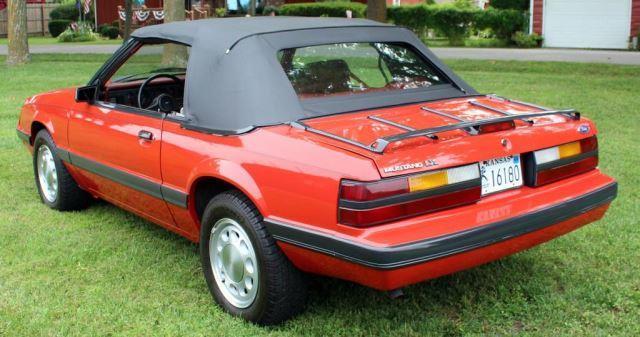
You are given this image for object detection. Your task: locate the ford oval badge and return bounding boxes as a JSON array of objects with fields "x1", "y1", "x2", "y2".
[{"x1": 578, "y1": 124, "x2": 590, "y2": 134}]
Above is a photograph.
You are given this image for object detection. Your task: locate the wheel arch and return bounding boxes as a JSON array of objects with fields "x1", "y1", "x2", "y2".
[
  {"x1": 30, "y1": 121, "x2": 49, "y2": 145},
  {"x1": 188, "y1": 161, "x2": 268, "y2": 223}
]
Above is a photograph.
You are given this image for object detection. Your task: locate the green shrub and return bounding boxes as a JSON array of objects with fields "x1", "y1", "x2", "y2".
[
  {"x1": 388, "y1": 4, "x2": 478, "y2": 46},
  {"x1": 262, "y1": 5, "x2": 279, "y2": 16},
  {"x1": 475, "y1": 8, "x2": 526, "y2": 42},
  {"x1": 58, "y1": 22, "x2": 97, "y2": 42},
  {"x1": 97, "y1": 24, "x2": 110, "y2": 35},
  {"x1": 214, "y1": 7, "x2": 227, "y2": 17},
  {"x1": 279, "y1": 2, "x2": 367, "y2": 18},
  {"x1": 489, "y1": 0, "x2": 528, "y2": 10},
  {"x1": 101, "y1": 26, "x2": 120, "y2": 39},
  {"x1": 430, "y1": 5, "x2": 477, "y2": 46},
  {"x1": 387, "y1": 4, "x2": 432, "y2": 32},
  {"x1": 49, "y1": 3, "x2": 94, "y2": 22},
  {"x1": 512, "y1": 31, "x2": 542, "y2": 48},
  {"x1": 48, "y1": 19, "x2": 71, "y2": 38}
]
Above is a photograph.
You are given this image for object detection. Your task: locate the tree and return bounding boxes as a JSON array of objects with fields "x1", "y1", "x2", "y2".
[
  {"x1": 6, "y1": 0, "x2": 30, "y2": 66},
  {"x1": 367, "y1": 0, "x2": 386, "y2": 23},
  {"x1": 123, "y1": 0, "x2": 133, "y2": 40},
  {"x1": 161, "y1": 0, "x2": 188, "y2": 67}
]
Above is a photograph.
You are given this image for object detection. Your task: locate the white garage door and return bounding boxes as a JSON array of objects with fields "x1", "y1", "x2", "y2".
[{"x1": 543, "y1": 0, "x2": 631, "y2": 49}]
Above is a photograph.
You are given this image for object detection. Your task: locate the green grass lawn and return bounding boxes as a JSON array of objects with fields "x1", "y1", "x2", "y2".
[
  {"x1": 0, "y1": 36, "x2": 123, "y2": 46},
  {"x1": 0, "y1": 55, "x2": 639, "y2": 336}
]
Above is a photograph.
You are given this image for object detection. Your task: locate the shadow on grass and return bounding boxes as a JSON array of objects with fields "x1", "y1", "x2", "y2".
[{"x1": 84, "y1": 198, "x2": 555, "y2": 334}]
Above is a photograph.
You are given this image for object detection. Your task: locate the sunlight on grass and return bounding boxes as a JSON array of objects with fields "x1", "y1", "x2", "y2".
[{"x1": 0, "y1": 54, "x2": 638, "y2": 337}]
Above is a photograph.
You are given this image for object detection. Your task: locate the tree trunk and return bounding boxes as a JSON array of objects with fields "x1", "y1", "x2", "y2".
[
  {"x1": 161, "y1": 0, "x2": 188, "y2": 67},
  {"x1": 123, "y1": 0, "x2": 133, "y2": 40},
  {"x1": 248, "y1": 0, "x2": 256, "y2": 16},
  {"x1": 6, "y1": 0, "x2": 30, "y2": 66},
  {"x1": 366, "y1": 0, "x2": 387, "y2": 23}
]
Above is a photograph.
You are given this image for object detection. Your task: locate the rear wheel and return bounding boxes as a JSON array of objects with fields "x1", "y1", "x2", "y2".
[
  {"x1": 199, "y1": 191, "x2": 307, "y2": 325},
  {"x1": 33, "y1": 130, "x2": 89, "y2": 211}
]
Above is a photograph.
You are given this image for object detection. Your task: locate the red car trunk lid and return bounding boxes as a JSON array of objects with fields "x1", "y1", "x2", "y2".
[{"x1": 301, "y1": 96, "x2": 593, "y2": 178}]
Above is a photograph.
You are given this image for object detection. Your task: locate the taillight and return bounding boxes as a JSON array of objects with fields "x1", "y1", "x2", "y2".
[
  {"x1": 526, "y1": 136, "x2": 598, "y2": 186},
  {"x1": 339, "y1": 164, "x2": 481, "y2": 227},
  {"x1": 477, "y1": 121, "x2": 515, "y2": 134}
]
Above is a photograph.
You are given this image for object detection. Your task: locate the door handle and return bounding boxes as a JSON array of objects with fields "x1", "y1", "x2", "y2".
[{"x1": 138, "y1": 130, "x2": 154, "y2": 141}]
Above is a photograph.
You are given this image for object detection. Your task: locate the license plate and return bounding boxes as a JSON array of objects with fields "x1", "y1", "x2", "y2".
[{"x1": 480, "y1": 155, "x2": 523, "y2": 195}]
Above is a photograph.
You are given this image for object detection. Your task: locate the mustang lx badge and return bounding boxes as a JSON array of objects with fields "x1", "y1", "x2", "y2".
[{"x1": 383, "y1": 159, "x2": 439, "y2": 173}]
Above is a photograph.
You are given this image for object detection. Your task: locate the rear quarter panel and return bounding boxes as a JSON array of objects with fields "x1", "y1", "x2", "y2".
[{"x1": 160, "y1": 120, "x2": 380, "y2": 238}]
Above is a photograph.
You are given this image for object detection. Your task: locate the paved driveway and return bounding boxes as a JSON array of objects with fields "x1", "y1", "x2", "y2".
[{"x1": 1, "y1": 44, "x2": 639, "y2": 65}]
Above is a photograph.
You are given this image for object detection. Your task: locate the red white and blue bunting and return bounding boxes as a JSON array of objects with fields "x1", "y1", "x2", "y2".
[{"x1": 118, "y1": 9, "x2": 164, "y2": 22}]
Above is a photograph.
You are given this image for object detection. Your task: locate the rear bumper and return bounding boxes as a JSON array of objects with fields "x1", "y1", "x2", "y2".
[{"x1": 266, "y1": 181, "x2": 617, "y2": 290}]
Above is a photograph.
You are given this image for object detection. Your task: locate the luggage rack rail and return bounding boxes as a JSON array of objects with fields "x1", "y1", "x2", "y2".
[{"x1": 291, "y1": 99, "x2": 580, "y2": 154}]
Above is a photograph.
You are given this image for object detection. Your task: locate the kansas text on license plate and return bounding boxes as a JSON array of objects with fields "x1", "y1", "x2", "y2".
[{"x1": 480, "y1": 155, "x2": 523, "y2": 195}]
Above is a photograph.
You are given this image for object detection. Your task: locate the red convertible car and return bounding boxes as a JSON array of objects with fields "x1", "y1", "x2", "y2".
[{"x1": 17, "y1": 17, "x2": 617, "y2": 324}]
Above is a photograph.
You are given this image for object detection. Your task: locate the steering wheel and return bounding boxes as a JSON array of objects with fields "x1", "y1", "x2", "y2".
[{"x1": 137, "y1": 73, "x2": 181, "y2": 112}]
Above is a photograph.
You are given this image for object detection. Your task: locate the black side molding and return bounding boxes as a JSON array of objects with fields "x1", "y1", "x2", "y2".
[
  {"x1": 56, "y1": 148, "x2": 188, "y2": 208},
  {"x1": 16, "y1": 129, "x2": 30, "y2": 143},
  {"x1": 264, "y1": 182, "x2": 617, "y2": 269}
]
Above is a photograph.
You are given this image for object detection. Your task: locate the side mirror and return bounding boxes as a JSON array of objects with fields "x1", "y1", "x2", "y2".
[{"x1": 75, "y1": 85, "x2": 97, "y2": 102}]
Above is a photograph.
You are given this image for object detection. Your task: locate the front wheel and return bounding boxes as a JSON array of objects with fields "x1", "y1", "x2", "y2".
[
  {"x1": 32, "y1": 129, "x2": 89, "y2": 211},
  {"x1": 199, "y1": 191, "x2": 307, "y2": 325}
]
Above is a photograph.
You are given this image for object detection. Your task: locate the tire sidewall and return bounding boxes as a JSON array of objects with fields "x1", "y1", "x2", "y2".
[
  {"x1": 200, "y1": 197, "x2": 269, "y2": 322},
  {"x1": 33, "y1": 130, "x2": 62, "y2": 209}
]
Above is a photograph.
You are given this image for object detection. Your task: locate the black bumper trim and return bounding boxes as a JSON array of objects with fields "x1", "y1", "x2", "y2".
[
  {"x1": 16, "y1": 129, "x2": 30, "y2": 143},
  {"x1": 264, "y1": 182, "x2": 617, "y2": 269}
]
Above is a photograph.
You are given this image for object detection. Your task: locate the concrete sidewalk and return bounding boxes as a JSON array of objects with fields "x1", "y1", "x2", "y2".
[
  {"x1": 1, "y1": 44, "x2": 639, "y2": 65},
  {"x1": 433, "y1": 47, "x2": 640, "y2": 65}
]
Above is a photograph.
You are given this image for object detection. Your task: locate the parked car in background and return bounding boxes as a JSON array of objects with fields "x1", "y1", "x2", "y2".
[{"x1": 16, "y1": 17, "x2": 617, "y2": 324}]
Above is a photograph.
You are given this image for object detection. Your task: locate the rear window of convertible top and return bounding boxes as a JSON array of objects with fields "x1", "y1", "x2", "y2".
[{"x1": 277, "y1": 42, "x2": 451, "y2": 100}]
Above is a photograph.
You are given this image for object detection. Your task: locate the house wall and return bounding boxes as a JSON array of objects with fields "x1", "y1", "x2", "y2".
[
  {"x1": 97, "y1": 0, "x2": 164, "y2": 25},
  {"x1": 532, "y1": 0, "x2": 640, "y2": 40},
  {"x1": 531, "y1": 0, "x2": 543, "y2": 35},
  {"x1": 632, "y1": 0, "x2": 640, "y2": 37}
]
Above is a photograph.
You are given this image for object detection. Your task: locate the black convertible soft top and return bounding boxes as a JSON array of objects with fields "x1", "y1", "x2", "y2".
[{"x1": 131, "y1": 17, "x2": 477, "y2": 134}]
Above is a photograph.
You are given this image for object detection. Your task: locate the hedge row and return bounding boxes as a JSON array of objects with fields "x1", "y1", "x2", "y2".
[
  {"x1": 388, "y1": 4, "x2": 527, "y2": 45},
  {"x1": 50, "y1": 3, "x2": 94, "y2": 22},
  {"x1": 48, "y1": 19, "x2": 71, "y2": 38},
  {"x1": 279, "y1": 2, "x2": 366, "y2": 18},
  {"x1": 489, "y1": 0, "x2": 529, "y2": 10}
]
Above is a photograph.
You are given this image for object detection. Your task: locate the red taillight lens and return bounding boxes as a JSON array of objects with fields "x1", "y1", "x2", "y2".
[
  {"x1": 528, "y1": 136, "x2": 598, "y2": 186},
  {"x1": 339, "y1": 186, "x2": 481, "y2": 227},
  {"x1": 339, "y1": 164, "x2": 481, "y2": 227},
  {"x1": 477, "y1": 121, "x2": 515, "y2": 134},
  {"x1": 536, "y1": 156, "x2": 599, "y2": 185},
  {"x1": 340, "y1": 179, "x2": 408, "y2": 201}
]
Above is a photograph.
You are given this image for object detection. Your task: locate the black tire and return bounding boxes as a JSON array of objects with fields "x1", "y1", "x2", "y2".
[
  {"x1": 33, "y1": 129, "x2": 90, "y2": 211},
  {"x1": 199, "y1": 190, "x2": 307, "y2": 325}
]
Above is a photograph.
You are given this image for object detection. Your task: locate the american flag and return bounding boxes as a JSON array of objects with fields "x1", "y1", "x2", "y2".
[{"x1": 83, "y1": 0, "x2": 92, "y2": 15}]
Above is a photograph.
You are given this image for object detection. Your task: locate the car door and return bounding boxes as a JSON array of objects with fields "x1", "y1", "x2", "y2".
[{"x1": 67, "y1": 41, "x2": 187, "y2": 228}]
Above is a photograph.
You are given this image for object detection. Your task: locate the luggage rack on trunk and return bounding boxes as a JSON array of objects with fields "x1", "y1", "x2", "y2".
[{"x1": 291, "y1": 97, "x2": 580, "y2": 154}]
